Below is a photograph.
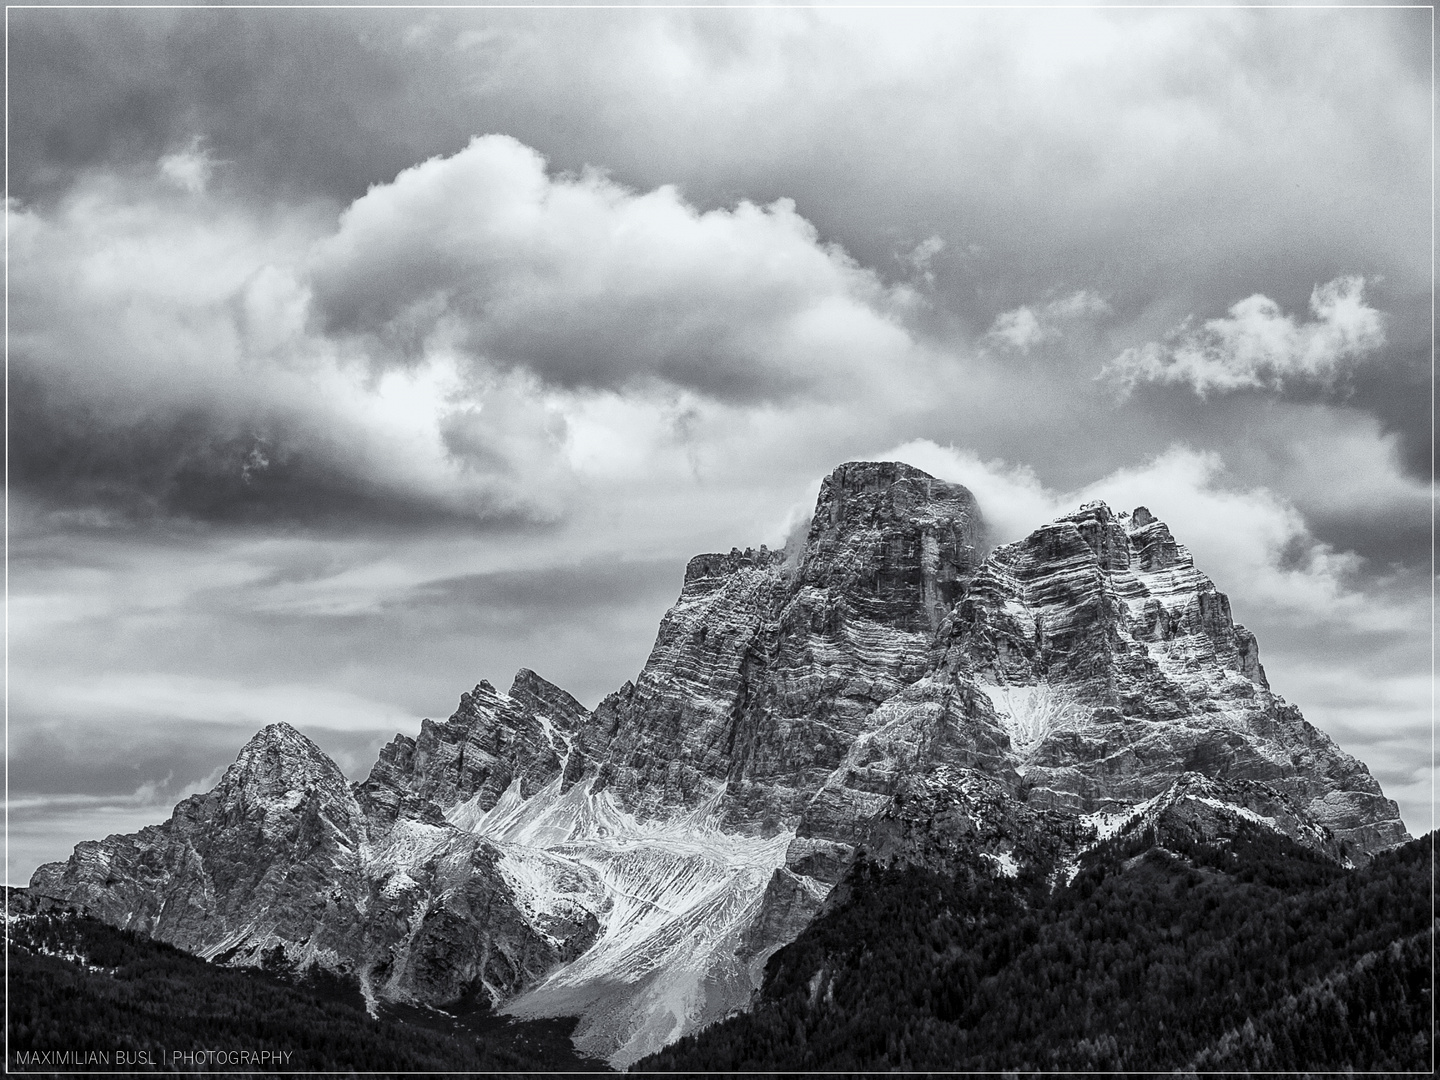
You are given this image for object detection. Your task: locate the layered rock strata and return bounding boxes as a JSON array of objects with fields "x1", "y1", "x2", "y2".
[{"x1": 934, "y1": 500, "x2": 1407, "y2": 854}]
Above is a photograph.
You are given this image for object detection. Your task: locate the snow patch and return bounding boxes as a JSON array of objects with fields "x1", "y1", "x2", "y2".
[
  {"x1": 380, "y1": 869, "x2": 419, "y2": 900},
  {"x1": 980, "y1": 681, "x2": 1084, "y2": 754},
  {"x1": 984, "y1": 851, "x2": 1019, "y2": 878},
  {"x1": 1194, "y1": 795, "x2": 1271, "y2": 828}
]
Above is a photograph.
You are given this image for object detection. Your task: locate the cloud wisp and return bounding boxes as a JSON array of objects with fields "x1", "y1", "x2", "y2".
[
  {"x1": 884, "y1": 438, "x2": 1412, "y2": 637},
  {"x1": 1102, "y1": 276, "x2": 1386, "y2": 398},
  {"x1": 985, "y1": 291, "x2": 1110, "y2": 354}
]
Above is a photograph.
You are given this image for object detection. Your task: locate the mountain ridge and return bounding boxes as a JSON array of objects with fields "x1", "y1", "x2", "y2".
[{"x1": 30, "y1": 459, "x2": 1408, "y2": 1066}]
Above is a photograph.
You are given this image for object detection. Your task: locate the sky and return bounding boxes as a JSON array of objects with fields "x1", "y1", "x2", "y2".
[{"x1": 6, "y1": 2, "x2": 1432, "y2": 882}]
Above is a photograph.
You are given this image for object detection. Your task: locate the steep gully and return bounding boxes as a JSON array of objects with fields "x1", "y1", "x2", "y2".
[{"x1": 30, "y1": 462, "x2": 1409, "y2": 1067}]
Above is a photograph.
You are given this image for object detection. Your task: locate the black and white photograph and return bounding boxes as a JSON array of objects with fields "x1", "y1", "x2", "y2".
[{"x1": 6, "y1": 1, "x2": 1434, "y2": 1073}]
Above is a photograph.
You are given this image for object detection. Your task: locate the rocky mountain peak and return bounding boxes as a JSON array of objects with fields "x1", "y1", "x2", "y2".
[
  {"x1": 359, "y1": 670, "x2": 587, "y2": 825},
  {"x1": 222, "y1": 722, "x2": 350, "y2": 803},
  {"x1": 238, "y1": 719, "x2": 316, "y2": 752},
  {"x1": 683, "y1": 546, "x2": 788, "y2": 590},
  {"x1": 507, "y1": 668, "x2": 590, "y2": 733},
  {"x1": 808, "y1": 460, "x2": 980, "y2": 540},
  {"x1": 802, "y1": 460, "x2": 985, "y2": 632}
]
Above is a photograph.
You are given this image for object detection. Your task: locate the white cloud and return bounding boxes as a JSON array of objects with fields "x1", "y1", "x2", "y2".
[
  {"x1": 1103, "y1": 276, "x2": 1386, "y2": 397},
  {"x1": 903, "y1": 234, "x2": 945, "y2": 284},
  {"x1": 308, "y1": 134, "x2": 926, "y2": 403},
  {"x1": 158, "y1": 136, "x2": 219, "y2": 194},
  {"x1": 987, "y1": 306, "x2": 1048, "y2": 352},
  {"x1": 985, "y1": 290, "x2": 1110, "y2": 353},
  {"x1": 13, "y1": 133, "x2": 960, "y2": 536},
  {"x1": 8, "y1": 175, "x2": 578, "y2": 526}
]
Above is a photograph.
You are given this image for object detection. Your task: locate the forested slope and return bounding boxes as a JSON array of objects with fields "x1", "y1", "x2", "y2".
[
  {"x1": 637, "y1": 828, "x2": 1434, "y2": 1073},
  {"x1": 7, "y1": 890, "x2": 608, "y2": 1074}
]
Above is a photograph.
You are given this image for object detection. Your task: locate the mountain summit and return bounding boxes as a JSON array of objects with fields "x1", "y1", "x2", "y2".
[{"x1": 31, "y1": 461, "x2": 1407, "y2": 1067}]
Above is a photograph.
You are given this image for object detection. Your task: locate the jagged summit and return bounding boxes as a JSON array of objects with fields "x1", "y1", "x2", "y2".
[
  {"x1": 508, "y1": 667, "x2": 589, "y2": 724},
  {"x1": 359, "y1": 672, "x2": 587, "y2": 823},
  {"x1": 808, "y1": 460, "x2": 976, "y2": 533},
  {"x1": 223, "y1": 720, "x2": 357, "y2": 805},
  {"x1": 29, "y1": 460, "x2": 1408, "y2": 1068},
  {"x1": 229, "y1": 722, "x2": 341, "y2": 779},
  {"x1": 801, "y1": 460, "x2": 984, "y2": 632},
  {"x1": 938, "y1": 495, "x2": 1401, "y2": 852}
]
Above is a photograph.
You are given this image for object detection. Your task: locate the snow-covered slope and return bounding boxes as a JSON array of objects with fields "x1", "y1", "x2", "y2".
[{"x1": 448, "y1": 772, "x2": 798, "y2": 1065}]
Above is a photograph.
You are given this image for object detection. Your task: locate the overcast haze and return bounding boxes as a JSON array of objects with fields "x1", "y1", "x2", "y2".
[{"x1": 7, "y1": 3, "x2": 1432, "y2": 882}]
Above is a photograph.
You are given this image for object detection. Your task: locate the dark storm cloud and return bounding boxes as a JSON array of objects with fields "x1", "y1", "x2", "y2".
[
  {"x1": 12, "y1": 7, "x2": 1427, "y2": 435},
  {"x1": 1344, "y1": 290, "x2": 1433, "y2": 482},
  {"x1": 7, "y1": 8, "x2": 437, "y2": 207},
  {"x1": 1305, "y1": 513, "x2": 1431, "y2": 572},
  {"x1": 8, "y1": 370, "x2": 547, "y2": 533}
]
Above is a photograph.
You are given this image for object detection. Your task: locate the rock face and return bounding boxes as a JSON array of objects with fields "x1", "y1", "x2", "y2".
[
  {"x1": 583, "y1": 461, "x2": 991, "y2": 832},
  {"x1": 29, "y1": 721, "x2": 596, "y2": 1008},
  {"x1": 933, "y1": 500, "x2": 1408, "y2": 855},
  {"x1": 31, "y1": 461, "x2": 1408, "y2": 1067},
  {"x1": 359, "y1": 673, "x2": 588, "y2": 823}
]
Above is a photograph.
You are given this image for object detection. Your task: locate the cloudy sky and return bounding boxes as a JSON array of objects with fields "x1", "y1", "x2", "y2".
[{"x1": 6, "y1": 2, "x2": 1432, "y2": 881}]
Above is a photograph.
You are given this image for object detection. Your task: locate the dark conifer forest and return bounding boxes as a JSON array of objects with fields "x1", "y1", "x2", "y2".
[
  {"x1": 637, "y1": 826, "x2": 1435, "y2": 1073},
  {"x1": 7, "y1": 890, "x2": 607, "y2": 1074}
]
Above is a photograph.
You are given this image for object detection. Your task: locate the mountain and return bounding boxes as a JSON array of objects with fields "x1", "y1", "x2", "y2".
[{"x1": 30, "y1": 460, "x2": 1410, "y2": 1067}]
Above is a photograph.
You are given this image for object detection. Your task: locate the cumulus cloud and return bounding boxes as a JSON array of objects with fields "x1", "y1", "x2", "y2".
[
  {"x1": 985, "y1": 290, "x2": 1109, "y2": 353},
  {"x1": 10, "y1": 132, "x2": 948, "y2": 533},
  {"x1": 308, "y1": 134, "x2": 924, "y2": 402},
  {"x1": 7, "y1": 171, "x2": 579, "y2": 531},
  {"x1": 1103, "y1": 276, "x2": 1386, "y2": 397}
]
